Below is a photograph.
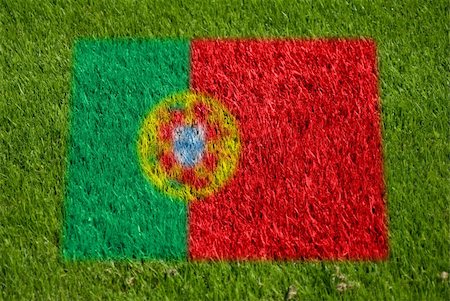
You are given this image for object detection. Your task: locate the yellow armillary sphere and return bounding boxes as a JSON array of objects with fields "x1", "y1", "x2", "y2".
[{"x1": 137, "y1": 91, "x2": 241, "y2": 201}]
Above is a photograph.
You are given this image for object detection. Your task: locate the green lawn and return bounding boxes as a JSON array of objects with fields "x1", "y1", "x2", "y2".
[{"x1": 0, "y1": 0, "x2": 448, "y2": 299}]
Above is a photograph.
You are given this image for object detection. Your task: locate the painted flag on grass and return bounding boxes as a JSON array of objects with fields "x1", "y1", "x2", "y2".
[{"x1": 63, "y1": 39, "x2": 388, "y2": 260}]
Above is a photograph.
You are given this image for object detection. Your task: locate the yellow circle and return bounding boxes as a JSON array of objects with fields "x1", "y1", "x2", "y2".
[{"x1": 137, "y1": 91, "x2": 241, "y2": 201}]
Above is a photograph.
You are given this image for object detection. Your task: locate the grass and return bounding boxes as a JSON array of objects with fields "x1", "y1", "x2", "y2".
[{"x1": 0, "y1": 0, "x2": 448, "y2": 299}]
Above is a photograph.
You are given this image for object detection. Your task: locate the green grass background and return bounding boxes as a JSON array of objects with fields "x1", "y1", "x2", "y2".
[{"x1": 0, "y1": 0, "x2": 448, "y2": 299}]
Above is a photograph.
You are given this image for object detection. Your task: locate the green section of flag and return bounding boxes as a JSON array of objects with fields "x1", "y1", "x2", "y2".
[{"x1": 63, "y1": 40, "x2": 189, "y2": 260}]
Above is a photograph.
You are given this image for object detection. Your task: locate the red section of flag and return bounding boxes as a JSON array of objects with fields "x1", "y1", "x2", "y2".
[{"x1": 189, "y1": 39, "x2": 387, "y2": 260}]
